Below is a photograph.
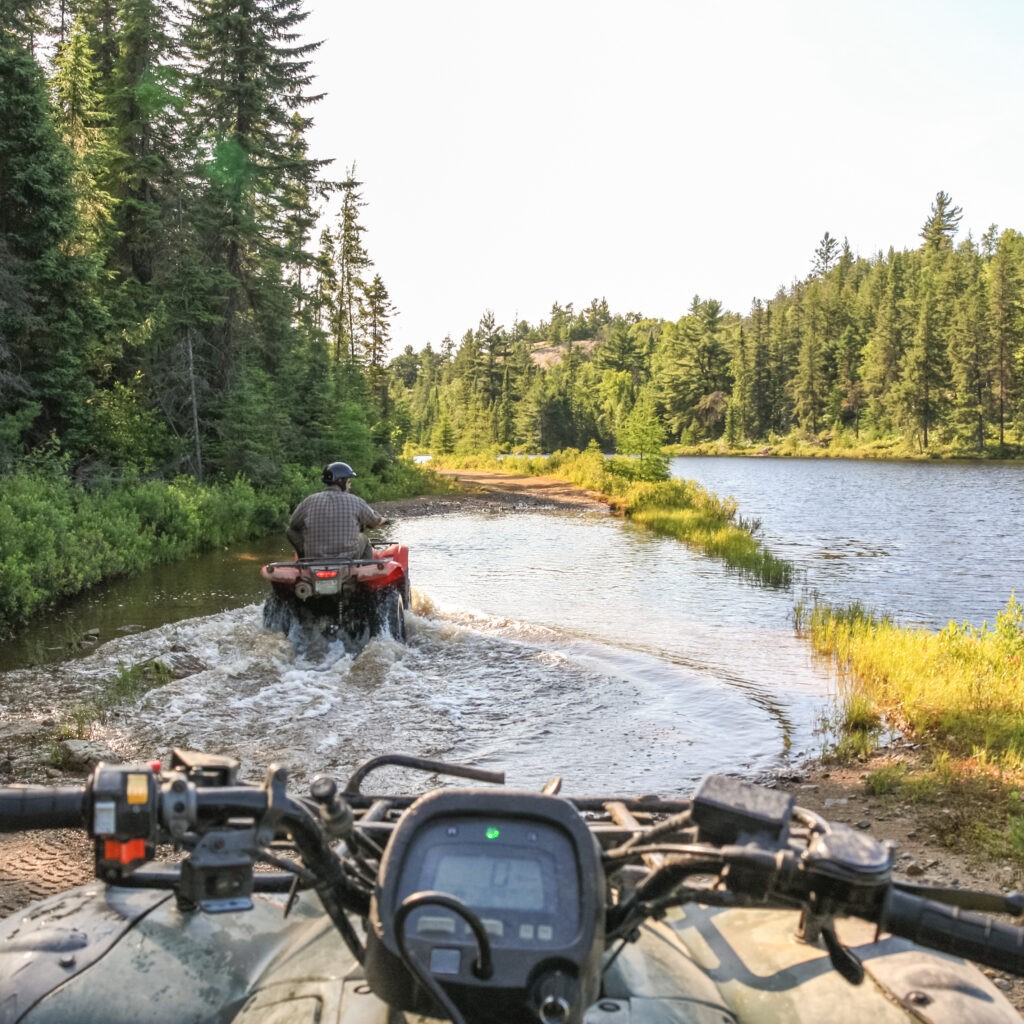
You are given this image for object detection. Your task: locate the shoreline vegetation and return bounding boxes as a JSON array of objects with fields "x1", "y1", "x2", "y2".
[
  {"x1": 798, "y1": 595, "x2": 1024, "y2": 867},
  {"x1": 439, "y1": 455, "x2": 1024, "y2": 870},
  {"x1": 665, "y1": 435, "x2": 1024, "y2": 462},
  {"x1": 0, "y1": 454, "x2": 453, "y2": 635},
  {"x1": 5, "y1": 448, "x2": 1023, "y2": 874},
  {"x1": 435, "y1": 448, "x2": 793, "y2": 587}
]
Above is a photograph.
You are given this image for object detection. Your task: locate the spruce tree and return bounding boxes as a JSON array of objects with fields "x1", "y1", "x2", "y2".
[
  {"x1": 986, "y1": 230, "x2": 1024, "y2": 447},
  {"x1": 180, "y1": 0, "x2": 326, "y2": 384},
  {"x1": 333, "y1": 166, "x2": 372, "y2": 361},
  {"x1": 920, "y1": 191, "x2": 963, "y2": 252},
  {"x1": 0, "y1": 41, "x2": 103, "y2": 459},
  {"x1": 896, "y1": 276, "x2": 947, "y2": 449},
  {"x1": 947, "y1": 252, "x2": 992, "y2": 451}
]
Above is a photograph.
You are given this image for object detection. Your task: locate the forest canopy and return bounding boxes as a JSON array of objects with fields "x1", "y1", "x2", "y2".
[
  {"x1": 392, "y1": 206, "x2": 1024, "y2": 461},
  {"x1": 2, "y1": 3, "x2": 1023, "y2": 492}
]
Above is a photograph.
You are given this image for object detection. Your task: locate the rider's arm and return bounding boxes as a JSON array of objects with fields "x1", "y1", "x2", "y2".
[{"x1": 357, "y1": 500, "x2": 385, "y2": 530}]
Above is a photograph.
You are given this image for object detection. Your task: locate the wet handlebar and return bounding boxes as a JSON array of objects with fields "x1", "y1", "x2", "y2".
[{"x1": 0, "y1": 785, "x2": 87, "y2": 830}]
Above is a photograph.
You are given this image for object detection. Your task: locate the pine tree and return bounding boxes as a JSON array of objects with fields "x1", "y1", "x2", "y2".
[
  {"x1": 0, "y1": 41, "x2": 103, "y2": 459},
  {"x1": 920, "y1": 191, "x2": 963, "y2": 253},
  {"x1": 831, "y1": 325, "x2": 864, "y2": 435},
  {"x1": 654, "y1": 297, "x2": 732, "y2": 441},
  {"x1": 791, "y1": 292, "x2": 827, "y2": 436},
  {"x1": 361, "y1": 272, "x2": 397, "y2": 416},
  {"x1": 333, "y1": 166, "x2": 372, "y2": 361},
  {"x1": 180, "y1": 0, "x2": 326, "y2": 384},
  {"x1": 109, "y1": 0, "x2": 183, "y2": 289},
  {"x1": 0, "y1": 0, "x2": 51, "y2": 50},
  {"x1": 986, "y1": 230, "x2": 1024, "y2": 447},
  {"x1": 727, "y1": 326, "x2": 754, "y2": 442},
  {"x1": 947, "y1": 251, "x2": 993, "y2": 451},
  {"x1": 860, "y1": 251, "x2": 908, "y2": 434},
  {"x1": 812, "y1": 231, "x2": 840, "y2": 277},
  {"x1": 50, "y1": 19, "x2": 119, "y2": 257},
  {"x1": 474, "y1": 310, "x2": 509, "y2": 404},
  {"x1": 618, "y1": 387, "x2": 666, "y2": 477},
  {"x1": 896, "y1": 275, "x2": 947, "y2": 449}
]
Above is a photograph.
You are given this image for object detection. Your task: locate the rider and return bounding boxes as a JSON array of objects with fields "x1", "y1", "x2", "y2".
[{"x1": 286, "y1": 462, "x2": 385, "y2": 559}]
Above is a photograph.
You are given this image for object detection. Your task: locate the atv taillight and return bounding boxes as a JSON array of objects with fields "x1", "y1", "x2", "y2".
[{"x1": 314, "y1": 569, "x2": 338, "y2": 579}]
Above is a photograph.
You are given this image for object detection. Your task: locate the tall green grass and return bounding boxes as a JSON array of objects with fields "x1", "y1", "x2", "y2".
[
  {"x1": 438, "y1": 448, "x2": 793, "y2": 587},
  {"x1": 803, "y1": 595, "x2": 1024, "y2": 863},
  {"x1": 804, "y1": 594, "x2": 1024, "y2": 767}
]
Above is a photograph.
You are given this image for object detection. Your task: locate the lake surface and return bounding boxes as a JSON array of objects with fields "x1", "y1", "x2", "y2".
[
  {"x1": 1, "y1": 457, "x2": 1019, "y2": 797},
  {"x1": 670, "y1": 456, "x2": 1024, "y2": 630}
]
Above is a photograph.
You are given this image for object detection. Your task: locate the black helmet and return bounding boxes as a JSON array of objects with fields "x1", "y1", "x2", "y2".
[{"x1": 323, "y1": 461, "x2": 357, "y2": 485}]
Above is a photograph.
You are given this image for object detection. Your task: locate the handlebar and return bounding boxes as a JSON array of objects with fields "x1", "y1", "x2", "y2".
[
  {"x1": 0, "y1": 785, "x2": 87, "y2": 830},
  {"x1": 0, "y1": 755, "x2": 1021, "y2": 990},
  {"x1": 882, "y1": 887, "x2": 1024, "y2": 976}
]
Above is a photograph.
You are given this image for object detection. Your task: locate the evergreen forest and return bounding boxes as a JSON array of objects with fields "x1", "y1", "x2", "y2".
[
  {"x1": 3, "y1": 3, "x2": 1024, "y2": 632},
  {"x1": 395, "y1": 201, "x2": 1024, "y2": 461},
  {"x1": 5, "y1": 2, "x2": 1024, "y2": 485},
  {"x1": 4, "y1": 4, "x2": 1024, "y2": 488}
]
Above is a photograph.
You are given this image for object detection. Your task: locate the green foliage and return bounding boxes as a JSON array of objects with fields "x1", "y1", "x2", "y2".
[
  {"x1": 436, "y1": 449, "x2": 791, "y2": 587},
  {"x1": 53, "y1": 658, "x2": 174, "y2": 742},
  {"x1": 0, "y1": 452, "x2": 440, "y2": 630},
  {"x1": 387, "y1": 193, "x2": 1024, "y2": 461}
]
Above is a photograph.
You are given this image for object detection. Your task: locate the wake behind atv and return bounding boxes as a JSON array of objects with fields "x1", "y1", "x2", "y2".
[{"x1": 261, "y1": 542, "x2": 410, "y2": 648}]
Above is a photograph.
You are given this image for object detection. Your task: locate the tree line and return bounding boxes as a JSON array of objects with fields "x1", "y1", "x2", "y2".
[
  {"x1": 3, "y1": 2, "x2": 1022, "y2": 494},
  {"x1": 389, "y1": 194, "x2": 1024, "y2": 459}
]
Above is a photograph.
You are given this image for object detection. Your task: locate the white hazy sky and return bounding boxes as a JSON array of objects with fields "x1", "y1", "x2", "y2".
[{"x1": 301, "y1": 0, "x2": 1024, "y2": 352}]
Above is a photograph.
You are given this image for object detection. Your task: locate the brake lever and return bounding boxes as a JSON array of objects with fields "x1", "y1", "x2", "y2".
[{"x1": 821, "y1": 923, "x2": 865, "y2": 985}]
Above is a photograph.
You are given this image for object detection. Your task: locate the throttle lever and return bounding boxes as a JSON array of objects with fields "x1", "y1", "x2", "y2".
[
  {"x1": 894, "y1": 883, "x2": 1024, "y2": 918},
  {"x1": 821, "y1": 923, "x2": 865, "y2": 985}
]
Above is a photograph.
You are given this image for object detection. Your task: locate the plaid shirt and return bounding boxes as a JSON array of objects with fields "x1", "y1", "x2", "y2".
[{"x1": 287, "y1": 487, "x2": 383, "y2": 558}]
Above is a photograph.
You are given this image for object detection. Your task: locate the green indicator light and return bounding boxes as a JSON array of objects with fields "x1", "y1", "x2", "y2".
[{"x1": 485, "y1": 826, "x2": 501, "y2": 841}]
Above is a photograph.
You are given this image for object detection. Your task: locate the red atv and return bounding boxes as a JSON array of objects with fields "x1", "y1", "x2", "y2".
[{"x1": 261, "y1": 543, "x2": 410, "y2": 647}]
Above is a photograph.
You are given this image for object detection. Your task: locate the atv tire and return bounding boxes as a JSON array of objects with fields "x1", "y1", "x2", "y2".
[
  {"x1": 376, "y1": 587, "x2": 406, "y2": 642},
  {"x1": 263, "y1": 591, "x2": 296, "y2": 635}
]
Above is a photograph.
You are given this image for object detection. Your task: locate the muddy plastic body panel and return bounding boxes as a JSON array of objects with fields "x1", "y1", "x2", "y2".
[
  {"x1": 2, "y1": 884, "x2": 1018, "y2": 1024},
  {"x1": 260, "y1": 544, "x2": 409, "y2": 596}
]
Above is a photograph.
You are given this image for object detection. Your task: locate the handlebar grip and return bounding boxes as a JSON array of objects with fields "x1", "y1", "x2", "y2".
[
  {"x1": 882, "y1": 888, "x2": 1024, "y2": 975},
  {"x1": 0, "y1": 786, "x2": 87, "y2": 831}
]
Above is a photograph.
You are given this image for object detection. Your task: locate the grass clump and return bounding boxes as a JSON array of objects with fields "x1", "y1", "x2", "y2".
[
  {"x1": 804, "y1": 594, "x2": 1024, "y2": 864},
  {"x1": 806, "y1": 594, "x2": 1024, "y2": 764},
  {"x1": 52, "y1": 659, "x2": 173, "y2": 745}
]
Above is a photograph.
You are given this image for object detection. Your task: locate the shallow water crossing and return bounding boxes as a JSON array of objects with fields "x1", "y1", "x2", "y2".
[{"x1": 0, "y1": 503, "x2": 834, "y2": 795}]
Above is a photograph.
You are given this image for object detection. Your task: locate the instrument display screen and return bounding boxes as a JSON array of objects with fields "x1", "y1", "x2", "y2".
[
  {"x1": 399, "y1": 815, "x2": 581, "y2": 941},
  {"x1": 429, "y1": 850, "x2": 547, "y2": 911}
]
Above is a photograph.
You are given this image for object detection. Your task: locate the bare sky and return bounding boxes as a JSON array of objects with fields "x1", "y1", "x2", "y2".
[{"x1": 302, "y1": 0, "x2": 1024, "y2": 351}]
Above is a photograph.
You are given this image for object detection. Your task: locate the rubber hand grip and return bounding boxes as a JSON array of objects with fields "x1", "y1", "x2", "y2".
[
  {"x1": 0, "y1": 786, "x2": 87, "y2": 830},
  {"x1": 882, "y1": 887, "x2": 1024, "y2": 975}
]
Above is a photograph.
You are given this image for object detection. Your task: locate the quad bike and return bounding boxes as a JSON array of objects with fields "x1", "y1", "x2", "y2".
[
  {"x1": 1, "y1": 749, "x2": 1022, "y2": 1023},
  {"x1": 261, "y1": 542, "x2": 411, "y2": 647}
]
